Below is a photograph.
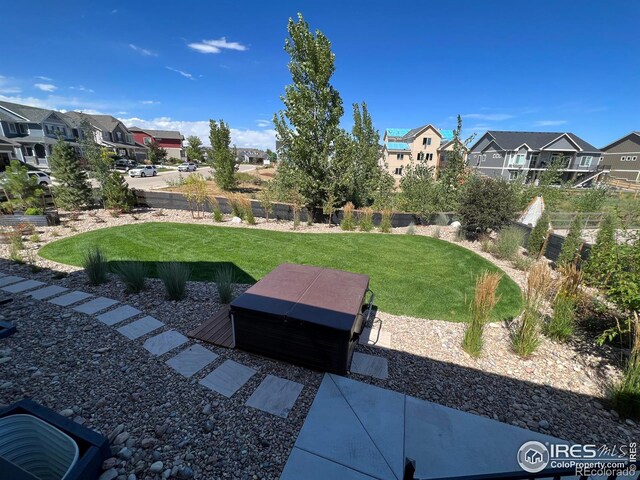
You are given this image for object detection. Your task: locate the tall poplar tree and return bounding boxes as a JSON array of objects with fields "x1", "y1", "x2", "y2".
[
  {"x1": 186, "y1": 135, "x2": 204, "y2": 162},
  {"x1": 208, "y1": 119, "x2": 237, "y2": 190},
  {"x1": 273, "y1": 13, "x2": 344, "y2": 207}
]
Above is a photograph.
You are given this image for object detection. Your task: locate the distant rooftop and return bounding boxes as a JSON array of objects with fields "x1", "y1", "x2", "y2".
[
  {"x1": 386, "y1": 142, "x2": 411, "y2": 151},
  {"x1": 386, "y1": 128, "x2": 411, "y2": 137}
]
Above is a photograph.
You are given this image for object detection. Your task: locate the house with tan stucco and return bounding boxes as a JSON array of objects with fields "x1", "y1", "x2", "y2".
[{"x1": 380, "y1": 124, "x2": 454, "y2": 180}]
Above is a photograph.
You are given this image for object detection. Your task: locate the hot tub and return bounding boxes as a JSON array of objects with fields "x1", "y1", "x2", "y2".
[{"x1": 230, "y1": 264, "x2": 372, "y2": 375}]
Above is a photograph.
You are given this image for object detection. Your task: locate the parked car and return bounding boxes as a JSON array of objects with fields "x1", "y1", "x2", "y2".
[
  {"x1": 178, "y1": 162, "x2": 197, "y2": 172},
  {"x1": 128, "y1": 165, "x2": 157, "y2": 177},
  {"x1": 27, "y1": 171, "x2": 52, "y2": 186},
  {"x1": 114, "y1": 159, "x2": 138, "y2": 171}
]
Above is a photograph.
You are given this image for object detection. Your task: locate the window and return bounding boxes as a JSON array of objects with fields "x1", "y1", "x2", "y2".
[
  {"x1": 509, "y1": 171, "x2": 519, "y2": 180},
  {"x1": 8, "y1": 123, "x2": 16, "y2": 133},
  {"x1": 480, "y1": 154, "x2": 486, "y2": 162},
  {"x1": 633, "y1": 156, "x2": 638, "y2": 162},
  {"x1": 72, "y1": 129, "x2": 79, "y2": 138},
  {"x1": 579, "y1": 156, "x2": 593, "y2": 167},
  {"x1": 116, "y1": 131, "x2": 123, "y2": 142},
  {"x1": 396, "y1": 153, "x2": 404, "y2": 160},
  {"x1": 143, "y1": 137, "x2": 152, "y2": 145},
  {"x1": 514, "y1": 154, "x2": 526, "y2": 165},
  {"x1": 530, "y1": 154, "x2": 539, "y2": 165},
  {"x1": 425, "y1": 153, "x2": 433, "y2": 161},
  {"x1": 394, "y1": 167, "x2": 403, "y2": 175},
  {"x1": 422, "y1": 137, "x2": 432, "y2": 146},
  {"x1": 18, "y1": 124, "x2": 28, "y2": 134},
  {"x1": 417, "y1": 152, "x2": 425, "y2": 161}
]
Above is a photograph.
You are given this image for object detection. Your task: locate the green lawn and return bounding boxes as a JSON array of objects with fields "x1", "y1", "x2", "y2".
[{"x1": 39, "y1": 223, "x2": 522, "y2": 322}]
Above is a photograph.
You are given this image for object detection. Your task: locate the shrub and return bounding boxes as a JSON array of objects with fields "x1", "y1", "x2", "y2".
[
  {"x1": 544, "y1": 294, "x2": 576, "y2": 341},
  {"x1": 240, "y1": 197, "x2": 256, "y2": 225},
  {"x1": 610, "y1": 314, "x2": 640, "y2": 419},
  {"x1": 526, "y1": 210, "x2": 551, "y2": 259},
  {"x1": 157, "y1": 262, "x2": 190, "y2": 300},
  {"x1": 512, "y1": 255, "x2": 534, "y2": 271},
  {"x1": 103, "y1": 172, "x2": 135, "y2": 213},
  {"x1": 182, "y1": 173, "x2": 208, "y2": 218},
  {"x1": 83, "y1": 248, "x2": 109, "y2": 285},
  {"x1": 480, "y1": 237, "x2": 493, "y2": 253},
  {"x1": 462, "y1": 272, "x2": 502, "y2": 357},
  {"x1": 115, "y1": 262, "x2": 147, "y2": 293},
  {"x1": 213, "y1": 265, "x2": 237, "y2": 304},
  {"x1": 29, "y1": 233, "x2": 41, "y2": 243},
  {"x1": 258, "y1": 186, "x2": 275, "y2": 222},
  {"x1": 9, "y1": 240, "x2": 23, "y2": 263},
  {"x1": 210, "y1": 197, "x2": 224, "y2": 222},
  {"x1": 557, "y1": 214, "x2": 584, "y2": 267},
  {"x1": 24, "y1": 207, "x2": 43, "y2": 215},
  {"x1": 435, "y1": 213, "x2": 449, "y2": 226},
  {"x1": 341, "y1": 202, "x2": 356, "y2": 231},
  {"x1": 323, "y1": 192, "x2": 337, "y2": 228},
  {"x1": 493, "y1": 226, "x2": 525, "y2": 260},
  {"x1": 379, "y1": 209, "x2": 393, "y2": 233},
  {"x1": 458, "y1": 175, "x2": 518, "y2": 239},
  {"x1": 406, "y1": 222, "x2": 416, "y2": 235},
  {"x1": 583, "y1": 212, "x2": 617, "y2": 288},
  {"x1": 511, "y1": 261, "x2": 553, "y2": 357},
  {"x1": 228, "y1": 194, "x2": 244, "y2": 219},
  {"x1": 358, "y1": 207, "x2": 374, "y2": 232}
]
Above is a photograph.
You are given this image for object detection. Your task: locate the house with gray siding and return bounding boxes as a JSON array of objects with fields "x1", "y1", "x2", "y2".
[
  {"x1": 467, "y1": 130, "x2": 604, "y2": 183},
  {"x1": 0, "y1": 100, "x2": 82, "y2": 170},
  {"x1": 600, "y1": 132, "x2": 640, "y2": 183}
]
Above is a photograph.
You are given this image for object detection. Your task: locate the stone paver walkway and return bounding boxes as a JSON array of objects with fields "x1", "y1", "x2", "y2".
[
  {"x1": 166, "y1": 344, "x2": 219, "y2": 377},
  {"x1": 96, "y1": 305, "x2": 141, "y2": 326},
  {"x1": 350, "y1": 352, "x2": 388, "y2": 380},
  {"x1": 246, "y1": 374, "x2": 304, "y2": 418},
  {"x1": 49, "y1": 291, "x2": 93, "y2": 307},
  {"x1": 1, "y1": 279, "x2": 45, "y2": 293},
  {"x1": 73, "y1": 297, "x2": 119, "y2": 314},
  {"x1": 117, "y1": 316, "x2": 164, "y2": 340},
  {"x1": 143, "y1": 330, "x2": 188, "y2": 356},
  {"x1": 199, "y1": 360, "x2": 256, "y2": 398},
  {"x1": 26, "y1": 285, "x2": 69, "y2": 300},
  {"x1": 0, "y1": 276, "x2": 25, "y2": 287}
]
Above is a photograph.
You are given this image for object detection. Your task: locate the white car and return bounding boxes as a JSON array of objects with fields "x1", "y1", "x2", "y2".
[
  {"x1": 28, "y1": 171, "x2": 52, "y2": 186},
  {"x1": 128, "y1": 165, "x2": 157, "y2": 177},
  {"x1": 178, "y1": 162, "x2": 197, "y2": 172}
]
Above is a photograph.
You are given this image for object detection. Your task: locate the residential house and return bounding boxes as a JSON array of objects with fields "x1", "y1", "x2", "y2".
[
  {"x1": 600, "y1": 132, "x2": 640, "y2": 183},
  {"x1": 128, "y1": 127, "x2": 185, "y2": 162},
  {"x1": 380, "y1": 124, "x2": 454, "y2": 180},
  {"x1": 467, "y1": 131, "x2": 604, "y2": 183},
  {"x1": 235, "y1": 148, "x2": 267, "y2": 164},
  {"x1": 0, "y1": 100, "x2": 82, "y2": 170},
  {"x1": 66, "y1": 112, "x2": 146, "y2": 161}
]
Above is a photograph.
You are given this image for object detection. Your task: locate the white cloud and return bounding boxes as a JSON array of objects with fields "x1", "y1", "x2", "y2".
[
  {"x1": 35, "y1": 75, "x2": 53, "y2": 81},
  {"x1": 0, "y1": 76, "x2": 21, "y2": 94},
  {"x1": 129, "y1": 44, "x2": 158, "y2": 57},
  {"x1": 70, "y1": 85, "x2": 95, "y2": 93},
  {"x1": 256, "y1": 119, "x2": 272, "y2": 128},
  {"x1": 140, "y1": 100, "x2": 160, "y2": 105},
  {"x1": 165, "y1": 66, "x2": 194, "y2": 80},
  {"x1": 34, "y1": 83, "x2": 57, "y2": 92},
  {"x1": 533, "y1": 120, "x2": 567, "y2": 127},
  {"x1": 119, "y1": 116, "x2": 275, "y2": 149},
  {"x1": 464, "y1": 113, "x2": 514, "y2": 121},
  {"x1": 188, "y1": 37, "x2": 248, "y2": 54},
  {"x1": 0, "y1": 93, "x2": 114, "y2": 112}
]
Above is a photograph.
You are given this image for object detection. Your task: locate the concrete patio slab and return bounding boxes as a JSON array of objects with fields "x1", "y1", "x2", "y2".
[
  {"x1": 199, "y1": 360, "x2": 256, "y2": 398},
  {"x1": 26, "y1": 285, "x2": 69, "y2": 300},
  {"x1": 117, "y1": 316, "x2": 164, "y2": 340},
  {"x1": 1, "y1": 279, "x2": 45, "y2": 293},
  {"x1": 0, "y1": 276, "x2": 26, "y2": 287},
  {"x1": 283, "y1": 374, "x2": 578, "y2": 480},
  {"x1": 331, "y1": 374, "x2": 405, "y2": 479},
  {"x1": 358, "y1": 324, "x2": 392, "y2": 349},
  {"x1": 281, "y1": 448, "x2": 378, "y2": 480},
  {"x1": 166, "y1": 344, "x2": 219, "y2": 377},
  {"x1": 96, "y1": 305, "x2": 141, "y2": 326},
  {"x1": 350, "y1": 352, "x2": 388, "y2": 379},
  {"x1": 292, "y1": 375, "x2": 397, "y2": 480},
  {"x1": 143, "y1": 330, "x2": 188, "y2": 356},
  {"x1": 245, "y1": 374, "x2": 304, "y2": 418},
  {"x1": 73, "y1": 297, "x2": 119, "y2": 314},
  {"x1": 49, "y1": 291, "x2": 93, "y2": 307}
]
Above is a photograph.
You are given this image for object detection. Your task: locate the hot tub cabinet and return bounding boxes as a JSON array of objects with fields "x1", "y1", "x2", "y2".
[{"x1": 230, "y1": 264, "x2": 371, "y2": 375}]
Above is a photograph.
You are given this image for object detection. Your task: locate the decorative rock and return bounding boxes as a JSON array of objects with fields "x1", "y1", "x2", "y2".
[
  {"x1": 176, "y1": 466, "x2": 194, "y2": 479},
  {"x1": 109, "y1": 424, "x2": 125, "y2": 442},
  {"x1": 59, "y1": 409, "x2": 74, "y2": 417},
  {"x1": 450, "y1": 221, "x2": 461, "y2": 229},
  {"x1": 538, "y1": 420, "x2": 550, "y2": 429},
  {"x1": 114, "y1": 432, "x2": 130, "y2": 445},
  {"x1": 118, "y1": 447, "x2": 133, "y2": 460},
  {"x1": 98, "y1": 468, "x2": 118, "y2": 480},
  {"x1": 140, "y1": 437, "x2": 156, "y2": 449},
  {"x1": 0, "y1": 357, "x2": 11, "y2": 364},
  {"x1": 202, "y1": 404, "x2": 211, "y2": 415},
  {"x1": 102, "y1": 457, "x2": 119, "y2": 470},
  {"x1": 149, "y1": 461, "x2": 164, "y2": 473},
  {"x1": 230, "y1": 216, "x2": 242, "y2": 224}
]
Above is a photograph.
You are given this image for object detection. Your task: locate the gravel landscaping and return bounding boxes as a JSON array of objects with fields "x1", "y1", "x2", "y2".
[{"x1": 1, "y1": 208, "x2": 638, "y2": 479}]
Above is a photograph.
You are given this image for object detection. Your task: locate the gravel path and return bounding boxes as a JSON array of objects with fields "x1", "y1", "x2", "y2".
[{"x1": 1, "y1": 208, "x2": 638, "y2": 479}]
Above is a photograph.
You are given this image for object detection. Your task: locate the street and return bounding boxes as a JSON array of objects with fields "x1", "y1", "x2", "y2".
[{"x1": 122, "y1": 164, "x2": 257, "y2": 191}]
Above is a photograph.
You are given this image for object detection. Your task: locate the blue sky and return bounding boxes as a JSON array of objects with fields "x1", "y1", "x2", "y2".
[{"x1": 1, "y1": 1, "x2": 639, "y2": 149}]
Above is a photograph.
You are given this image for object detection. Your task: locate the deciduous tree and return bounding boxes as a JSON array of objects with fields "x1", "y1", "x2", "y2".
[
  {"x1": 186, "y1": 135, "x2": 204, "y2": 162},
  {"x1": 208, "y1": 119, "x2": 237, "y2": 190},
  {"x1": 147, "y1": 140, "x2": 168, "y2": 165}
]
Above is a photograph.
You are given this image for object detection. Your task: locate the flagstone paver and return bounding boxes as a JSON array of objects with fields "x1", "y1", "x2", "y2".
[
  {"x1": 1, "y1": 279, "x2": 45, "y2": 293},
  {"x1": 96, "y1": 305, "x2": 141, "y2": 326},
  {"x1": 143, "y1": 330, "x2": 188, "y2": 356},
  {"x1": 26, "y1": 285, "x2": 69, "y2": 300},
  {"x1": 49, "y1": 291, "x2": 93, "y2": 307},
  {"x1": 350, "y1": 352, "x2": 388, "y2": 380},
  {"x1": 199, "y1": 360, "x2": 256, "y2": 398},
  {"x1": 73, "y1": 297, "x2": 119, "y2": 315},
  {"x1": 166, "y1": 344, "x2": 219, "y2": 377},
  {"x1": 0, "y1": 276, "x2": 25, "y2": 287},
  {"x1": 245, "y1": 374, "x2": 304, "y2": 418},
  {"x1": 117, "y1": 316, "x2": 164, "y2": 340}
]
